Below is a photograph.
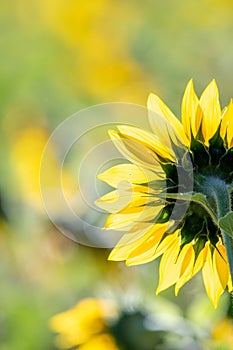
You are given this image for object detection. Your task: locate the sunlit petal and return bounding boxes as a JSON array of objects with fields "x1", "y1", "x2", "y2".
[
  {"x1": 109, "y1": 129, "x2": 164, "y2": 170},
  {"x1": 175, "y1": 243, "x2": 208, "y2": 295},
  {"x1": 108, "y1": 223, "x2": 159, "y2": 261},
  {"x1": 181, "y1": 79, "x2": 200, "y2": 140},
  {"x1": 105, "y1": 206, "x2": 163, "y2": 230},
  {"x1": 148, "y1": 93, "x2": 189, "y2": 147},
  {"x1": 126, "y1": 223, "x2": 174, "y2": 266},
  {"x1": 200, "y1": 79, "x2": 222, "y2": 143},
  {"x1": 156, "y1": 235, "x2": 183, "y2": 294},
  {"x1": 215, "y1": 243, "x2": 230, "y2": 291},
  {"x1": 97, "y1": 163, "x2": 160, "y2": 188},
  {"x1": 117, "y1": 125, "x2": 175, "y2": 161},
  {"x1": 221, "y1": 99, "x2": 233, "y2": 148},
  {"x1": 202, "y1": 243, "x2": 225, "y2": 308}
]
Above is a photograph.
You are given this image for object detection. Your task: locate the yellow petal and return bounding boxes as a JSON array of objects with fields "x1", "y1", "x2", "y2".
[
  {"x1": 105, "y1": 205, "x2": 163, "y2": 231},
  {"x1": 79, "y1": 334, "x2": 120, "y2": 350},
  {"x1": 220, "y1": 103, "x2": 231, "y2": 141},
  {"x1": 200, "y1": 80, "x2": 222, "y2": 144},
  {"x1": 227, "y1": 273, "x2": 233, "y2": 292},
  {"x1": 97, "y1": 163, "x2": 161, "y2": 188},
  {"x1": 50, "y1": 299, "x2": 107, "y2": 347},
  {"x1": 101, "y1": 185, "x2": 161, "y2": 215},
  {"x1": 117, "y1": 125, "x2": 175, "y2": 161},
  {"x1": 175, "y1": 243, "x2": 207, "y2": 295},
  {"x1": 221, "y1": 99, "x2": 233, "y2": 148},
  {"x1": 109, "y1": 129, "x2": 164, "y2": 171},
  {"x1": 181, "y1": 80, "x2": 200, "y2": 141},
  {"x1": 202, "y1": 243, "x2": 225, "y2": 308},
  {"x1": 96, "y1": 185, "x2": 154, "y2": 213},
  {"x1": 175, "y1": 244, "x2": 194, "y2": 295},
  {"x1": 148, "y1": 93, "x2": 189, "y2": 148},
  {"x1": 108, "y1": 223, "x2": 158, "y2": 261},
  {"x1": 156, "y1": 234, "x2": 183, "y2": 294},
  {"x1": 125, "y1": 223, "x2": 173, "y2": 266},
  {"x1": 214, "y1": 243, "x2": 229, "y2": 291}
]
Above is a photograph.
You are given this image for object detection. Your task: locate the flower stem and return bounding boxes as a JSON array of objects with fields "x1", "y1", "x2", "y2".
[{"x1": 208, "y1": 177, "x2": 233, "y2": 283}]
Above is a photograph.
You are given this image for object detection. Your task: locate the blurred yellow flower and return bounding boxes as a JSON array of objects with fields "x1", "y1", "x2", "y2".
[
  {"x1": 212, "y1": 318, "x2": 233, "y2": 350},
  {"x1": 11, "y1": 126, "x2": 76, "y2": 211},
  {"x1": 96, "y1": 80, "x2": 233, "y2": 307},
  {"x1": 37, "y1": 0, "x2": 152, "y2": 103},
  {"x1": 78, "y1": 334, "x2": 119, "y2": 350},
  {"x1": 50, "y1": 298, "x2": 119, "y2": 349}
]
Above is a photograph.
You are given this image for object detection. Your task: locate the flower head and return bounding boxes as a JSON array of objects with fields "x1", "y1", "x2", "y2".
[
  {"x1": 96, "y1": 80, "x2": 233, "y2": 307},
  {"x1": 50, "y1": 298, "x2": 119, "y2": 349}
]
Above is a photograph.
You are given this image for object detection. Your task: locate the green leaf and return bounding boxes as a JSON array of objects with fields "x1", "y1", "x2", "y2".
[{"x1": 219, "y1": 212, "x2": 233, "y2": 238}]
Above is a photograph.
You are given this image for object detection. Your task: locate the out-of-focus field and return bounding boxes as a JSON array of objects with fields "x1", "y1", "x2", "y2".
[{"x1": 1, "y1": 1, "x2": 233, "y2": 349}]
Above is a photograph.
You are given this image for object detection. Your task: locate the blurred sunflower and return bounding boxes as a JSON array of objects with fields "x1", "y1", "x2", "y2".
[
  {"x1": 96, "y1": 80, "x2": 233, "y2": 307},
  {"x1": 50, "y1": 297, "x2": 207, "y2": 349},
  {"x1": 212, "y1": 317, "x2": 233, "y2": 349},
  {"x1": 50, "y1": 298, "x2": 119, "y2": 350}
]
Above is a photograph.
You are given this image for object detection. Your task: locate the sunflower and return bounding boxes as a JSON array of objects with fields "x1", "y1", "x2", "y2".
[
  {"x1": 96, "y1": 80, "x2": 233, "y2": 308},
  {"x1": 50, "y1": 298, "x2": 119, "y2": 350}
]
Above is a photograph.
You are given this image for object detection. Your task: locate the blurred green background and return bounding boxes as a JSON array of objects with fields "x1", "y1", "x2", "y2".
[{"x1": 1, "y1": 0, "x2": 233, "y2": 349}]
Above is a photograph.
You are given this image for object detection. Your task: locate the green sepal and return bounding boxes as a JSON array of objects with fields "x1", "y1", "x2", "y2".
[
  {"x1": 194, "y1": 119, "x2": 205, "y2": 143},
  {"x1": 160, "y1": 163, "x2": 178, "y2": 183},
  {"x1": 153, "y1": 191, "x2": 218, "y2": 225},
  {"x1": 193, "y1": 236, "x2": 207, "y2": 262},
  {"x1": 206, "y1": 217, "x2": 220, "y2": 248},
  {"x1": 149, "y1": 204, "x2": 174, "y2": 224},
  {"x1": 146, "y1": 179, "x2": 175, "y2": 191},
  {"x1": 208, "y1": 126, "x2": 226, "y2": 166},
  {"x1": 180, "y1": 209, "x2": 205, "y2": 249},
  {"x1": 165, "y1": 220, "x2": 183, "y2": 235},
  {"x1": 155, "y1": 221, "x2": 183, "y2": 253},
  {"x1": 219, "y1": 147, "x2": 233, "y2": 183},
  {"x1": 144, "y1": 179, "x2": 169, "y2": 188},
  {"x1": 181, "y1": 150, "x2": 194, "y2": 173},
  {"x1": 140, "y1": 199, "x2": 165, "y2": 207},
  {"x1": 169, "y1": 136, "x2": 187, "y2": 161},
  {"x1": 190, "y1": 137, "x2": 210, "y2": 170},
  {"x1": 219, "y1": 212, "x2": 233, "y2": 238}
]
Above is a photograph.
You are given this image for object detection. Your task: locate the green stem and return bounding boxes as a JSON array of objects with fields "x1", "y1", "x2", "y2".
[{"x1": 207, "y1": 177, "x2": 233, "y2": 284}]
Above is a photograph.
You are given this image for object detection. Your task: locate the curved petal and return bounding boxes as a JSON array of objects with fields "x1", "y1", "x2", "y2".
[
  {"x1": 181, "y1": 80, "x2": 201, "y2": 141},
  {"x1": 126, "y1": 226, "x2": 177, "y2": 266},
  {"x1": 200, "y1": 80, "x2": 222, "y2": 144},
  {"x1": 214, "y1": 243, "x2": 229, "y2": 291},
  {"x1": 95, "y1": 185, "x2": 157, "y2": 213},
  {"x1": 221, "y1": 99, "x2": 233, "y2": 148},
  {"x1": 202, "y1": 243, "x2": 225, "y2": 308},
  {"x1": 108, "y1": 223, "x2": 159, "y2": 261},
  {"x1": 97, "y1": 163, "x2": 161, "y2": 188},
  {"x1": 148, "y1": 93, "x2": 189, "y2": 147},
  {"x1": 156, "y1": 235, "x2": 183, "y2": 294},
  {"x1": 104, "y1": 205, "x2": 163, "y2": 230},
  {"x1": 109, "y1": 129, "x2": 165, "y2": 171},
  {"x1": 117, "y1": 125, "x2": 175, "y2": 161},
  {"x1": 175, "y1": 243, "x2": 208, "y2": 295},
  {"x1": 175, "y1": 244, "x2": 194, "y2": 295}
]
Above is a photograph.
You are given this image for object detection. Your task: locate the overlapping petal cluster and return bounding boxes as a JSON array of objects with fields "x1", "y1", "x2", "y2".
[{"x1": 96, "y1": 80, "x2": 233, "y2": 307}]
